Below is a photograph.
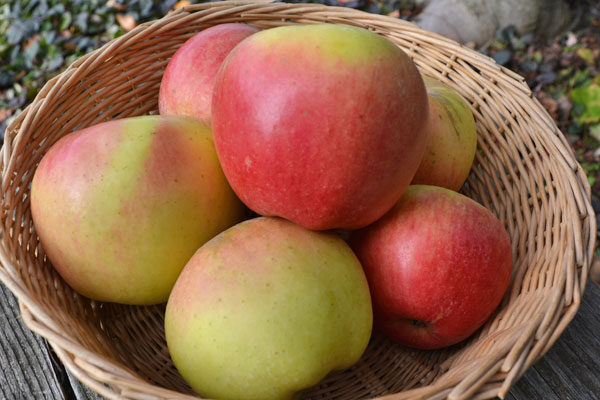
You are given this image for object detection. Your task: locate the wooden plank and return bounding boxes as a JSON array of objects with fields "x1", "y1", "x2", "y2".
[
  {"x1": 45, "y1": 337, "x2": 105, "y2": 399},
  {"x1": 66, "y1": 370, "x2": 105, "y2": 400},
  {"x1": 0, "y1": 282, "x2": 65, "y2": 399},
  {"x1": 509, "y1": 282, "x2": 600, "y2": 399}
]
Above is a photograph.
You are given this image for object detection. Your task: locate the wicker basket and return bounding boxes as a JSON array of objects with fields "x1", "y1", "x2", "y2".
[{"x1": 0, "y1": 1, "x2": 596, "y2": 399}]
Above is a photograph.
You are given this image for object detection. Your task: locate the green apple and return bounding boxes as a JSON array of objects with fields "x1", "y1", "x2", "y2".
[
  {"x1": 30, "y1": 116, "x2": 245, "y2": 305},
  {"x1": 411, "y1": 75, "x2": 477, "y2": 191},
  {"x1": 165, "y1": 217, "x2": 373, "y2": 400}
]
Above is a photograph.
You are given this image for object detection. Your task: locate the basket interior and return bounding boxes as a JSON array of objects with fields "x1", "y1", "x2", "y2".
[{"x1": 0, "y1": 3, "x2": 594, "y2": 399}]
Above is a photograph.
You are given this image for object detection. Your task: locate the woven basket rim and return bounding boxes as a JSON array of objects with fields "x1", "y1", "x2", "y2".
[{"x1": 0, "y1": 1, "x2": 596, "y2": 399}]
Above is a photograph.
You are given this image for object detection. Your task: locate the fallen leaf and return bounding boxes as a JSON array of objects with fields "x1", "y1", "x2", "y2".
[
  {"x1": 565, "y1": 32, "x2": 578, "y2": 47},
  {"x1": 106, "y1": 0, "x2": 127, "y2": 11},
  {"x1": 23, "y1": 34, "x2": 41, "y2": 51},
  {"x1": 387, "y1": 10, "x2": 399, "y2": 18},
  {"x1": 174, "y1": 1, "x2": 191, "y2": 9},
  {"x1": 0, "y1": 109, "x2": 12, "y2": 121},
  {"x1": 116, "y1": 14, "x2": 137, "y2": 32},
  {"x1": 577, "y1": 47, "x2": 596, "y2": 64},
  {"x1": 570, "y1": 83, "x2": 600, "y2": 124},
  {"x1": 63, "y1": 42, "x2": 77, "y2": 52},
  {"x1": 538, "y1": 93, "x2": 559, "y2": 120},
  {"x1": 557, "y1": 95, "x2": 572, "y2": 119},
  {"x1": 492, "y1": 50, "x2": 511, "y2": 66}
]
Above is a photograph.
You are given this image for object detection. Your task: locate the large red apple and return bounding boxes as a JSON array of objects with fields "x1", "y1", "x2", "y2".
[
  {"x1": 158, "y1": 23, "x2": 258, "y2": 123},
  {"x1": 212, "y1": 24, "x2": 429, "y2": 230},
  {"x1": 351, "y1": 185, "x2": 512, "y2": 349}
]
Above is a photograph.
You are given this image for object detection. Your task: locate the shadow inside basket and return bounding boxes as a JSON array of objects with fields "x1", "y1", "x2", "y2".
[
  {"x1": 90, "y1": 290, "x2": 455, "y2": 398},
  {"x1": 37, "y1": 250, "x2": 563, "y2": 399}
]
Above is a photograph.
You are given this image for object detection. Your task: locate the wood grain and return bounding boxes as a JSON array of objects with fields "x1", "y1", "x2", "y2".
[
  {"x1": 67, "y1": 370, "x2": 104, "y2": 400},
  {"x1": 0, "y1": 282, "x2": 65, "y2": 399},
  {"x1": 509, "y1": 281, "x2": 600, "y2": 400}
]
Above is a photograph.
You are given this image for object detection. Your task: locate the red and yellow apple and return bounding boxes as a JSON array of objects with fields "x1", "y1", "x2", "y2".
[
  {"x1": 411, "y1": 76, "x2": 477, "y2": 191},
  {"x1": 165, "y1": 217, "x2": 373, "y2": 400},
  {"x1": 158, "y1": 23, "x2": 259, "y2": 123},
  {"x1": 30, "y1": 116, "x2": 244, "y2": 305},
  {"x1": 212, "y1": 23, "x2": 429, "y2": 230},
  {"x1": 351, "y1": 185, "x2": 512, "y2": 349}
]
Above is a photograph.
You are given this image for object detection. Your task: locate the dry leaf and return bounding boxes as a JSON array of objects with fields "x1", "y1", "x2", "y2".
[
  {"x1": 0, "y1": 109, "x2": 13, "y2": 121},
  {"x1": 174, "y1": 1, "x2": 191, "y2": 9},
  {"x1": 106, "y1": 0, "x2": 127, "y2": 11},
  {"x1": 387, "y1": 10, "x2": 400, "y2": 18},
  {"x1": 23, "y1": 34, "x2": 41, "y2": 51},
  {"x1": 116, "y1": 14, "x2": 137, "y2": 32},
  {"x1": 537, "y1": 93, "x2": 559, "y2": 120}
]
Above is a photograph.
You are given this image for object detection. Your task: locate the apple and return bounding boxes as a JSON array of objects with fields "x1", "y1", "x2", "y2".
[
  {"x1": 158, "y1": 23, "x2": 259, "y2": 123},
  {"x1": 350, "y1": 185, "x2": 512, "y2": 349},
  {"x1": 165, "y1": 217, "x2": 373, "y2": 400},
  {"x1": 30, "y1": 116, "x2": 245, "y2": 305},
  {"x1": 411, "y1": 75, "x2": 477, "y2": 191},
  {"x1": 212, "y1": 23, "x2": 429, "y2": 230}
]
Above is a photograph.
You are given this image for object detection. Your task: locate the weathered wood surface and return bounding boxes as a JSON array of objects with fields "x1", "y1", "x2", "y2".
[
  {"x1": 0, "y1": 282, "x2": 65, "y2": 399},
  {"x1": 1, "y1": 281, "x2": 599, "y2": 399},
  {"x1": 507, "y1": 280, "x2": 600, "y2": 400}
]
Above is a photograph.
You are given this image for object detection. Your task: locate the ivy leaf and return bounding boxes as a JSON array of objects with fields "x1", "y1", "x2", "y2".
[
  {"x1": 74, "y1": 12, "x2": 88, "y2": 32},
  {"x1": 0, "y1": 71, "x2": 14, "y2": 88},
  {"x1": 51, "y1": 3, "x2": 66, "y2": 15},
  {"x1": 493, "y1": 50, "x2": 511, "y2": 66},
  {"x1": 59, "y1": 12, "x2": 72, "y2": 31},
  {"x1": 570, "y1": 83, "x2": 600, "y2": 124},
  {"x1": 42, "y1": 30, "x2": 56, "y2": 45},
  {"x1": 33, "y1": 0, "x2": 49, "y2": 18},
  {"x1": 23, "y1": 39, "x2": 40, "y2": 68},
  {"x1": 139, "y1": 0, "x2": 154, "y2": 17},
  {"x1": 6, "y1": 20, "x2": 27, "y2": 44},
  {"x1": 46, "y1": 54, "x2": 64, "y2": 72}
]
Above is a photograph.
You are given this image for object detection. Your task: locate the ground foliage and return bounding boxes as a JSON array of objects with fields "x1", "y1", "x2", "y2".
[{"x1": 1, "y1": 0, "x2": 598, "y2": 275}]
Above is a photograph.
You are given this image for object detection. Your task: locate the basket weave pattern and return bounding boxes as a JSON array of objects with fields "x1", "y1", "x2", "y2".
[{"x1": 0, "y1": 2, "x2": 596, "y2": 399}]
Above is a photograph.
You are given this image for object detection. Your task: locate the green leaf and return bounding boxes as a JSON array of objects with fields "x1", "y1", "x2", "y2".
[
  {"x1": 6, "y1": 20, "x2": 26, "y2": 44},
  {"x1": 568, "y1": 121, "x2": 583, "y2": 135},
  {"x1": 59, "y1": 12, "x2": 72, "y2": 31},
  {"x1": 570, "y1": 83, "x2": 600, "y2": 124},
  {"x1": 46, "y1": 54, "x2": 63, "y2": 71},
  {"x1": 569, "y1": 69, "x2": 591, "y2": 88},
  {"x1": 42, "y1": 30, "x2": 56, "y2": 45},
  {"x1": 0, "y1": 70, "x2": 14, "y2": 88},
  {"x1": 563, "y1": 44, "x2": 581, "y2": 53},
  {"x1": 74, "y1": 12, "x2": 88, "y2": 32},
  {"x1": 23, "y1": 39, "x2": 40, "y2": 68},
  {"x1": 577, "y1": 48, "x2": 596, "y2": 64},
  {"x1": 139, "y1": 0, "x2": 154, "y2": 17},
  {"x1": 51, "y1": 4, "x2": 66, "y2": 15},
  {"x1": 590, "y1": 124, "x2": 600, "y2": 143},
  {"x1": 493, "y1": 50, "x2": 511, "y2": 66}
]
